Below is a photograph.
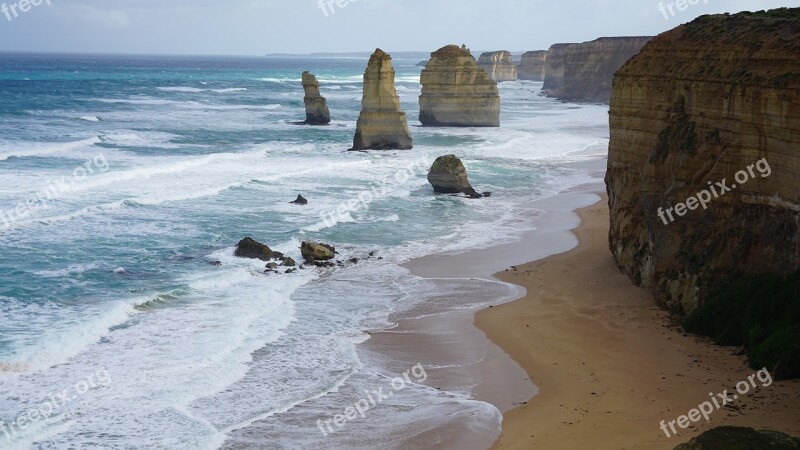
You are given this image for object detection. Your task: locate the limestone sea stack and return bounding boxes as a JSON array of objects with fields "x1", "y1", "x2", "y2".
[
  {"x1": 606, "y1": 8, "x2": 800, "y2": 314},
  {"x1": 427, "y1": 154, "x2": 482, "y2": 198},
  {"x1": 477, "y1": 51, "x2": 517, "y2": 82},
  {"x1": 351, "y1": 49, "x2": 413, "y2": 151},
  {"x1": 301, "y1": 72, "x2": 330, "y2": 125},
  {"x1": 517, "y1": 50, "x2": 548, "y2": 81},
  {"x1": 419, "y1": 45, "x2": 500, "y2": 127},
  {"x1": 543, "y1": 37, "x2": 652, "y2": 103}
]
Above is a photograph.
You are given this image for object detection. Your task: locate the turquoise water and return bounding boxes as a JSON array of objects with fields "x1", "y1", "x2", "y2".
[{"x1": 0, "y1": 53, "x2": 609, "y2": 448}]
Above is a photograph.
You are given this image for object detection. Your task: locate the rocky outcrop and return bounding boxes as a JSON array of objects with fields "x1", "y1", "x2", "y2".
[
  {"x1": 235, "y1": 237, "x2": 274, "y2": 261},
  {"x1": 301, "y1": 72, "x2": 330, "y2": 125},
  {"x1": 543, "y1": 37, "x2": 652, "y2": 103},
  {"x1": 428, "y1": 155, "x2": 482, "y2": 198},
  {"x1": 290, "y1": 195, "x2": 308, "y2": 205},
  {"x1": 301, "y1": 242, "x2": 336, "y2": 263},
  {"x1": 477, "y1": 51, "x2": 517, "y2": 82},
  {"x1": 674, "y1": 427, "x2": 800, "y2": 449},
  {"x1": 518, "y1": 50, "x2": 547, "y2": 81},
  {"x1": 606, "y1": 8, "x2": 800, "y2": 314},
  {"x1": 419, "y1": 45, "x2": 500, "y2": 127},
  {"x1": 351, "y1": 49, "x2": 413, "y2": 151}
]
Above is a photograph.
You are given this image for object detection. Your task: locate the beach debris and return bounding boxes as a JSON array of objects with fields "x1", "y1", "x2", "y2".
[
  {"x1": 427, "y1": 155, "x2": 483, "y2": 198},
  {"x1": 301, "y1": 241, "x2": 336, "y2": 263},
  {"x1": 234, "y1": 237, "x2": 274, "y2": 261},
  {"x1": 290, "y1": 194, "x2": 308, "y2": 205}
]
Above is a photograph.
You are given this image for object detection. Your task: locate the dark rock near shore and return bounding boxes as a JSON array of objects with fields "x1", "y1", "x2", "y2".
[
  {"x1": 301, "y1": 241, "x2": 336, "y2": 263},
  {"x1": 673, "y1": 426, "x2": 800, "y2": 449},
  {"x1": 290, "y1": 195, "x2": 308, "y2": 205},
  {"x1": 234, "y1": 237, "x2": 274, "y2": 261},
  {"x1": 428, "y1": 155, "x2": 482, "y2": 198}
]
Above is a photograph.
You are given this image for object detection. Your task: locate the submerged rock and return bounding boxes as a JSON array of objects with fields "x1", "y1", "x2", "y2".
[
  {"x1": 301, "y1": 241, "x2": 336, "y2": 262},
  {"x1": 301, "y1": 72, "x2": 331, "y2": 125},
  {"x1": 419, "y1": 44, "x2": 500, "y2": 127},
  {"x1": 518, "y1": 50, "x2": 548, "y2": 81},
  {"x1": 477, "y1": 51, "x2": 517, "y2": 82},
  {"x1": 235, "y1": 237, "x2": 274, "y2": 261},
  {"x1": 290, "y1": 194, "x2": 308, "y2": 205},
  {"x1": 427, "y1": 155, "x2": 482, "y2": 198},
  {"x1": 351, "y1": 49, "x2": 413, "y2": 151}
]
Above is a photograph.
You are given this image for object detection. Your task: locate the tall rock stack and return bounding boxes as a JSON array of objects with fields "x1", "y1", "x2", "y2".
[
  {"x1": 542, "y1": 37, "x2": 652, "y2": 103},
  {"x1": 351, "y1": 49, "x2": 413, "y2": 151},
  {"x1": 477, "y1": 51, "x2": 518, "y2": 82},
  {"x1": 301, "y1": 71, "x2": 330, "y2": 125},
  {"x1": 518, "y1": 50, "x2": 548, "y2": 81},
  {"x1": 606, "y1": 9, "x2": 800, "y2": 314},
  {"x1": 419, "y1": 45, "x2": 500, "y2": 127}
]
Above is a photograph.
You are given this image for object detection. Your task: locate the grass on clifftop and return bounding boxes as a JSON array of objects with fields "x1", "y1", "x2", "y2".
[{"x1": 683, "y1": 272, "x2": 800, "y2": 378}]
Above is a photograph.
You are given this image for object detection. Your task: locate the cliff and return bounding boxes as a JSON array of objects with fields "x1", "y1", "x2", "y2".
[
  {"x1": 419, "y1": 45, "x2": 500, "y2": 127},
  {"x1": 606, "y1": 8, "x2": 800, "y2": 315},
  {"x1": 301, "y1": 71, "x2": 330, "y2": 125},
  {"x1": 543, "y1": 37, "x2": 652, "y2": 103},
  {"x1": 351, "y1": 49, "x2": 413, "y2": 151},
  {"x1": 477, "y1": 51, "x2": 517, "y2": 82},
  {"x1": 518, "y1": 50, "x2": 547, "y2": 81}
]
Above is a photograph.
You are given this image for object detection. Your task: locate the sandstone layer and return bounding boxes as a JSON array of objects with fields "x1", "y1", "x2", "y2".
[
  {"x1": 517, "y1": 50, "x2": 547, "y2": 81},
  {"x1": 351, "y1": 49, "x2": 413, "y2": 150},
  {"x1": 419, "y1": 45, "x2": 500, "y2": 127},
  {"x1": 605, "y1": 8, "x2": 800, "y2": 314},
  {"x1": 543, "y1": 37, "x2": 652, "y2": 103},
  {"x1": 301, "y1": 72, "x2": 330, "y2": 125},
  {"x1": 477, "y1": 51, "x2": 517, "y2": 82}
]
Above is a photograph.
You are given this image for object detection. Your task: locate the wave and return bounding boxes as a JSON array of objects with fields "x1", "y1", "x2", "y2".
[
  {"x1": 79, "y1": 115, "x2": 100, "y2": 122},
  {"x1": 0, "y1": 136, "x2": 101, "y2": 161},
  {"x1": 157, "y1": 87, "x2": 248, "y2": 93}
]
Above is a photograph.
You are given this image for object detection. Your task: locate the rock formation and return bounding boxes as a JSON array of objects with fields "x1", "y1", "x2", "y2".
[
  {"x1": 301, "y1": 242, "x2": 336, "y2": 263},
  {"x1": 543, "y1": 37, "x2": 652, "y2": 103},
  {"x1": 290, "y1": 194, "x2": 308, "y2": 205},
  {"x1": 674, "y1": 427, "x2": 800, "y2": 449},
  {"x1": 419, "y1": 45, "x2": 500, "y2": 127},
  {"x1": 606, "y1": 8, "x2": 800, "y2": 314},
  {"x1": 477, "y1": 51, "x2": 517, "y2": 82},
  {"x1": 235, "y1": 237, "x2": 273, "y2": 261},
  {"x1": 518, "y1": 50, "x2": 547, "y2": 81},
  {"x1": 351, "y1": 49, "x2": 413, "y2": 151},
  {"x1": 428, "y1": 155, "x2": 482, "y2": 198},
  {"x1": 301, "y1": 72, "x2": 330, "y2": 125}
]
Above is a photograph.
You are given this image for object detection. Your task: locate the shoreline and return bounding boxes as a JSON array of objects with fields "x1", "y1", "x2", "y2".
[{"x1": 478, "y1": 195, "x2": 800, "y2": 449}]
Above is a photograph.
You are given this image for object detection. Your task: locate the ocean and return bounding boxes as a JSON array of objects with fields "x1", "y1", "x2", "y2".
[{"x1": 0, "y1": 53, "x2": 609, "y2": 449}]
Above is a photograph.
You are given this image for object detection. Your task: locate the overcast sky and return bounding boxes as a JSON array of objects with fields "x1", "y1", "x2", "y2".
[{"x1": 0, "y1": 0, "x2": 796, "y2": 55}]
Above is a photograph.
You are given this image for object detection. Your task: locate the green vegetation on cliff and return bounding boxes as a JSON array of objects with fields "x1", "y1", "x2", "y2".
[
  {"x1": 683, "y1": 272, "x2": 800, "y2": 378},
  {"x1": 673, "y1": 426, "x2": 800, "y2": 450}
]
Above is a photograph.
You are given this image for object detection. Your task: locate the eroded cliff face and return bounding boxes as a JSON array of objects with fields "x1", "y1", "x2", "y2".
[
  {"x1": 606, "y1": 9, "x2": 800, "y2": 314},
  {"x1": 543, "y1": 37, "x2": 652, "y2": 104},
  {"x1": 352, "y1": 49, "x2": 413, "y2": 150},
  {"x1": 477, "y1": 51, "x2": 517, "y2": 82},
  {"x1": 518, "y1": 50, "x2": 547, "y2": 81},
  {"x1": 419, "y1": 45, "x2": 500, "y2": 127},
  {"x1": 301, "y1": 72, "x2": 330, "y2": 125}
]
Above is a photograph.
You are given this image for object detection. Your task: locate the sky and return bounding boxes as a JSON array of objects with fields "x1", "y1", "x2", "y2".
[{"x1": 0, "y1": 0, "x2": 796, "y2": 55}]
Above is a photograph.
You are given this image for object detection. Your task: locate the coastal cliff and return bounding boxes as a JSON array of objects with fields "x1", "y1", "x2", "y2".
[
  {"x1": 301, "y1": 72, "x2": 330, "y2": 125},
  {"x1": 518, "y1": 50, "x2": 547, "y2": 81},
  {"x1": 543, "y1": 37, "x2": 652, "y2": 103},
  {"x1": 419, "y1": 45, "x2": 500, "y2": 127},
  {"x1": 352, "y1": 49, "x2": 413, "y2": 150},
  {"x1": 477, "y1": 51, "x2": 517, "y2": 82},
  {"x1": 606, "y1": 9, "x2": 800, "y2": 316}
]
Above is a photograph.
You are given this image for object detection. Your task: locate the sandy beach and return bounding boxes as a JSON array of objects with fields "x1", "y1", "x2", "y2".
[{"x1": 478, "y1": 195, "x2": 800, "y2": 449}]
